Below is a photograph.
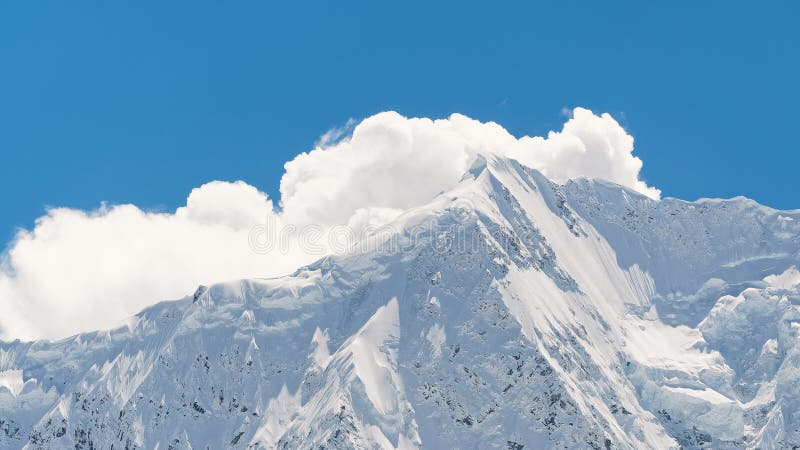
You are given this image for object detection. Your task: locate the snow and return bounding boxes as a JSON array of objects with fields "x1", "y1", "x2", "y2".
[
  {"x1": 0, "y1": 369, "x2": 23, "y2": 397},
  {"x1": 764, "y1": 266, "x2": 800, "y2": 290},
  {"x1": 349, "y1": 298, "x2": 402, "y2": 417},
  {"x1": 1, "y1": 155, "x2": 799, "y2": 449}
]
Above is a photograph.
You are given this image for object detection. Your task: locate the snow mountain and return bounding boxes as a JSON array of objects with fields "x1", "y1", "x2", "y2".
[{"x1": 2, "y1": 156, "x2": 800, "y2": 449}]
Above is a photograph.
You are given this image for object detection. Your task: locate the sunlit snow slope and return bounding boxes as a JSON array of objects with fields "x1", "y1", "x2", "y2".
[{"x1": 2, "y1": 156, "x2": 800, "y2": 449}]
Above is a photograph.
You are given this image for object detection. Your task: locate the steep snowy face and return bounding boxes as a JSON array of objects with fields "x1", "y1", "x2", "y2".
[
  {"x1": 563, "y1": 178, "x2": 800, "y2": 327},
  {"x1": 1, "y1": 156, "x2": 799, "y2": 449}
]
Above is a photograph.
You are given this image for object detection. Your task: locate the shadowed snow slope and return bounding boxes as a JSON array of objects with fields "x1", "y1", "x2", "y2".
[{"x1": 2, "y1": 156, "x2": 800, "y2": 449}]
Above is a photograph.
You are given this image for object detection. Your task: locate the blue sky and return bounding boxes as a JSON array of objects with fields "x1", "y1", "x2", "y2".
[{"x1": 1, "y1": 1, "x2": 798, "y2": 241}]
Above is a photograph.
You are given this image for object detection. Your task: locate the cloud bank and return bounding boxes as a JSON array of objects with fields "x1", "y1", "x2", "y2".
[{"x1": 0, "y1": 107, "x2": 657, "y2": 340}]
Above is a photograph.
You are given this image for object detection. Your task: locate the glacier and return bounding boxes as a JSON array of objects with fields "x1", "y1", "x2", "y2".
[{"x1": 1, "y1": 156, "x2": 799, "y2": 449}]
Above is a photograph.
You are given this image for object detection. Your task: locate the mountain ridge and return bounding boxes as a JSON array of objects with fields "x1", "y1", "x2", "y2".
[{"x1": 1, "y1": 156, "x2": 799, "y2": 449}]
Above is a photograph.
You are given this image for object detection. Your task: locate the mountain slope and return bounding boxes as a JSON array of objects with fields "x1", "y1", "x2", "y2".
[{"x1": 2, "y1": 156, "x2": 799, "y2": 449}]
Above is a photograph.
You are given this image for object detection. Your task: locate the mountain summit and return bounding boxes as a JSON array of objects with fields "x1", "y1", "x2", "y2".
[{"x1": 2, "y1": 156, "x2": 799, "y2": 449}]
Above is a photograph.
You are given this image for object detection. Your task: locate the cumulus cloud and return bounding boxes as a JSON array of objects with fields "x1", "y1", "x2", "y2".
[
  {"x1": 0, "y1": 182, "x2": 307, "y2": 340},
  {"x1": 0, "y1": 107, "x2": 657, "y2": 340},
  {"x1": 280, "y1": 108, "x2": 658, "y2": 228},
  {"x1": 280, "y1": 112, "x2": 473, "y2": 226},
  {"x1": 509, "y1": 108, "x2": 660, "y2": 199}
]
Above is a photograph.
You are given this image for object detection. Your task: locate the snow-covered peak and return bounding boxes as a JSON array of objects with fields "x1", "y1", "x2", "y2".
[{"x1": 1, "y1": 157, "x2": 799, "y2": 449}]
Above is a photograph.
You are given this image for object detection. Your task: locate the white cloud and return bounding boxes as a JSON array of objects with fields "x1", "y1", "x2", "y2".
[
  {"x1": 0, "y1": 107, "x2": 657, "y2": 341},
  {"x1": 0, "y1": 182, "x2": 305, "y2": 341},
  {"x1": 180, "y1": 180, "x2": 274, "y2": 229},
  {"x1": 314, "y1": 118, "x2": 357, "y2": 148},
  {"x1": 280, "y1": 108, "x2": 658, "y2": 229},
  {"x1": 508, "y1": 107, "x2": 660, "y2": 199},
  {"x1": 279, "y1": 112, "x2": 474, "y2": 226}
]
